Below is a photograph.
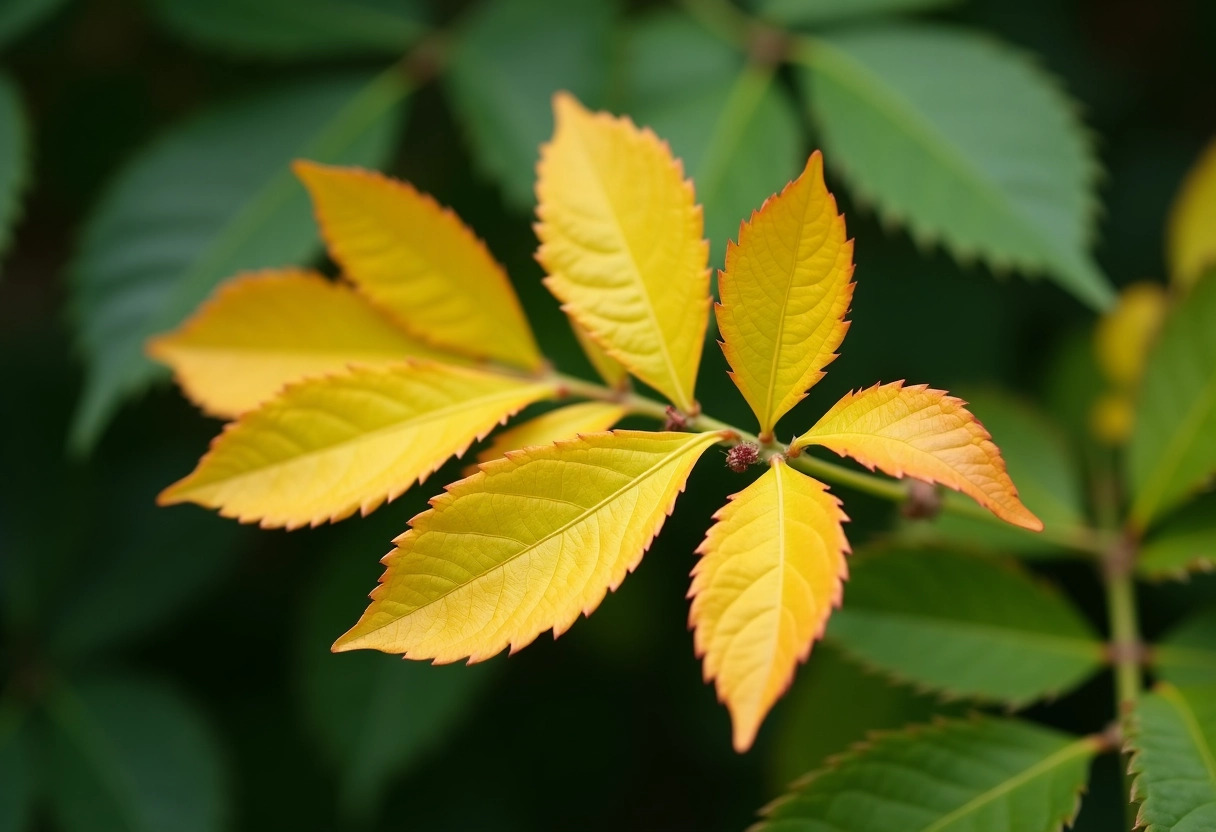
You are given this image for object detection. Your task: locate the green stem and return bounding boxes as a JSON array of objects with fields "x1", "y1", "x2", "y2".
[{"x1": 678, "y1": 0, "x2": 754, "y2": 51}]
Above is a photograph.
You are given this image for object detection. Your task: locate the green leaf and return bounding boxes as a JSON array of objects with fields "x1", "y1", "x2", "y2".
[
  {"x1": 827, "y1": 548, "x2": 1105, "y2": 705},
  {"x1": 1154, "y1": 606, "x2": 1216, "y2": 687},
  {"x1": 0, "y1": 705, "x2": 35, "y2": 832},
  {"x1": 757, "y1": 716, "x2": 1099, "y2": 832},
  {"x1": 445, "y1": 0, "x2": 616, "y2": 211},
  {"x1": 756, "y1": 0, "x2": 960, "y2": 27},
  {"x1": 68, "y1": 71, "x2": 407, "y2": 453},
  {"x1": 0, "y1": 75, "x2": 29, "y2": 275},
  {"x1": 901, "y1": 389, "x2": 1087, "y2": 556},
  {"x1": 299, "y1": 520, "x2": 493, "y2": 823},
  {"x1": 148, "y1": 0, "x2": 429, "y2": 59},
  {"x1": 45, "y1": 675, "x2": 227, "y2": 832},
  {"x1": 1139, "y1": 492, "x2": 1216, "y2": 579},
  {"x1": 1129, "y1": 683, "x2": 1216, "y2": 832},
  {"x1": 795, "y1": 24, "x2": 1114, "y2": 310},
  {"x1": 1129, "y1": 274, "x2": 1216, "y2": 530},
  {"x1": 0, "y1": 0, "x2": 68, "y2": 47},
  {"x1": 623, "y1": 11, "x2": 802, "y2": 266},
  {"x1": 770, "y1": 642, "x2": 962, "y2": 790}
]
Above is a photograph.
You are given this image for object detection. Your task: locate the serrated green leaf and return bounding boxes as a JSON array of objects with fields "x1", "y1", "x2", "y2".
[
  {"x1": 770, "y1": 642, "x2": 963, "y2": 790},
  {"x1": 148, "y1": 0, "x2": 428, "y2": 59},
  {"x1": 1129, "y1": 683, "x2": 1216, "y2": 832},
  {"x1": 623, "y1": 11, "x2": 801, "y2": 266},
  {"x1": 827, "y1": 548, "x2": 1104, "y2": 705},
  {"x1": 757, "y1": 716, "x2": 1099, "y2": 832},
  {"x1": 0, "y1": 0, "x2": 67, "y2": 47},
  {"x1": 1154, "y1": 606, "x2": 1216, "y2": 687},
  {"x1": 0, "y1": 705, "x2": 35, "y2": 832},
  {"x1": 299, "y1": 529, "x2": 493, "y2": 823},
  {"x1": 1139, "y1": 492, "x2": 1216, "y2": 579},
  {"x1": 0, "y1": 75, "x2": 29, "y2": 276},
  {"x1": 445, "y1": 0, "x2": 616, "y2": 211},
  {"x1": 756, "y1": 0, "x2": 960, "y2": 27},
  {"x1": 45, "y1": 676, "x2": 227, "y2": 832},
  {"x1": 795, "y1": 24, "x2": 1114, "y2": 310},
  {"x1": 68, "y1": 71, "x2": 407, "y2": 453},
  {"x1": 1129, "y1": 274, "x2": 1216, "y2": 530},
  {"x1": 900, "y1": 390, "x2": 1087, "y2": 557}
]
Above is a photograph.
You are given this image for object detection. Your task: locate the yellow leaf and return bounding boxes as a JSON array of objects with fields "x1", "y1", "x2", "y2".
[
  {"x1": 147, "y1": 269, "x2": 459, "y2": 419},
  {"x1": 790, "y1": 382, "x2": 1042, "y2": 531},
  {"x1": 717, "y1": 151, "x2": 855, "y2": 440},
  {"x1": 1168, "y1": 138, "x2": 1216, "y2": 291},
  {"x1": 691, "y1": 457, "x2": 849, "y2": 752},
  {"x1": 1091, "y1": 391, "x2": 1134, "y2": 444},
  {"x1": 1094, "y1": 281, "x2": 1168, "y2": 389},
  {"x1": 159, "y1": 362, "x2": 558, "y2": 529},
  {"x1": 294, "y1": 161, "x2": 543, "y2": 371},
  {"x1": 536, "y1": 92, "x2": 710, "y2": 413},
  {"x1": 467, "y1": 401, "x2": 627, "y2": 473},
  {"x1": 570, "y1": 317, "x2": 629, "y2": 391},
  {"x1": 334, "y1": 430, "x2": 725, "y2": 662}
]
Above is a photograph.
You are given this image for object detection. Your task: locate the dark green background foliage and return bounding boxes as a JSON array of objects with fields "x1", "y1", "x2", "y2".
[{"x1": 1, "y1": 0, "x2": 1214, "y2": 830}]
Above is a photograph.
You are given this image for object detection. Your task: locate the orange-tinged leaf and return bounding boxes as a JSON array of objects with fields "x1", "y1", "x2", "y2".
[
  {"x1": 147, "y1": 269, "x2": 459, "y2": 418},
  {"x1": 570, "y1": 316, "x2": 629, "y2": 390},
  {"x1": 468, "y1": 401, "x2": 627, "y2": 473},
  {"x1": 1168, "y1": 137, "x2": 1216, "y2": 291},
  {"x1": 294, "y1": 161, "x2": 543, "y2": 371},
  {"x1": 334, "y1": 430, "x2": 725, "y2": 662},
  {"x1": 159, "y1": 362, "x2": 558, "y2": 529},
  {"x1": 790, "y1": 382, "x2": 1042, "y2": 531},
  {"x1": 536, "y1": 92, "x2": 710, "y2": 413},
  {"x1": 691, "y1": 457, "x2": 849, "y2": 752},
  {"x1": 717, "y1": 152, "x2": 855, "y2": 440}
]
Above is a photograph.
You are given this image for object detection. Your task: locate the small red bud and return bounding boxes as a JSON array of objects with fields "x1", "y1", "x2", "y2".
[
  {"x1": 725, "y1": 442, "x2": 761, "y2": 473},
  {"x1": 663, "y1": 406, "x2": 688, "y2": 431}
]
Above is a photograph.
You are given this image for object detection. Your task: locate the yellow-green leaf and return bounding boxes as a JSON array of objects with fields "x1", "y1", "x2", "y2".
[
  {"x1": 536, "y1": 92, "x2": 710, "y2": 413},
  {"x1": 717, "y1": 151, "x2": 854, "y2": 440},
  {"x1": 159, "y1": 362, "x2": 557, "y2": 528},
  {"x1": 147, "y1": 269, "x2": 458, "y2": 418},
  {"x1": 469, "y1": 401, "x2": 627, "y2": 473},
  {"x1": 570, "y1": 317, "x2": 628, "y2": 390},
  {"x1": 1168, "y1": 138, "x2": 1216, "y2": 292},
  {"x1": 791, "y1": 381, "x2": 1042, "y2": 530},
  {"x1": 691, "y1": 457, "x2": 848, "y2": 752},
  {"x1": 334, "y1": 430, "x2": 725, "y2": 662},
  {"x1": 294, "y1": 161, "x2": 543, "y2": 370},
  {"x1": 1094, "y1": 282, "x2": 1169, "y2": 390}
]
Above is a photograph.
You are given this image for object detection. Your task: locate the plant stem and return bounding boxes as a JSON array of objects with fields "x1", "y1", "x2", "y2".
[{"x1": 551, "y1": 370, "x2": 1106, "y2": 555}]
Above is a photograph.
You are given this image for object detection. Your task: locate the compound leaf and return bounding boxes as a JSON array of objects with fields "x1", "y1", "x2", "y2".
[
  {"x1": 791, "y1": 381, "x2": 1042, "y2": 530},
  {"x1": 828, "y1": 548, "x2": 1104, "y2": 705},
  {"x1": 1129, "y1": 683, "x2": 1216, "y2": 832},
  {"x1": 69, "y1": 72, "x2": 407, "y2": 452},
  {"x1": 691, "y1": 457, "x2": 849, "y2": 752},
  {"x1": 757, "y1": 716, "x2": 1099, "y2": 832},
  {"x1": 295, "y1": 162, "x2": 542, "y2": 371},
  {"x1": 717, "y1": 151, "x2": 854, "y2": 439},
  {"x1": 149, "y1": 0, "x2": 428, "y2": 59},
  {"x1": 536, "y1": 93, "x2": 710, "y2": 413},
  {"x1": 470, "y1": 401, "x2": 627, "y2": 471},
  {"x1": 1130, "y1": 274, "x2": 1216, "y2": 530},
  {"x1": 1168, "y1": 139, "x2": 1216, "y2": 292},
  {"x1": 334, "y1": 430, "x2": 725, "y2": 662},
  {"x1": 148, "y1": 269, "x2": 457, "y2": 418},
  {"x1": 796, "y1": 24, "x2": 1113, "y2": 310},
  {"x1": 1153, "y1": 606, "x2": 1216, "y2": 687},
  {"x1": 159, "y1": 363, "x2": 558, "y2": 528}
]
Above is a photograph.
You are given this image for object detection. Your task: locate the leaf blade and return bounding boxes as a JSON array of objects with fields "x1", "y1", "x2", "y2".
[
  {"x1": 148, "y1": 269, "x2": 459, "y2": 418},
  {"x1": 1154, "y1": 606, "x2": 1216, "y2": 687},
  {"x1": 1130, "y1": 684, "x2": 1216, "y2": 832},
  {"x1": 536, "y1": 93, "x2": 710, "y2": 412},
  {"x1": 159, "y1": 363, "x2": 558, "y2": 528},
  {"x1": 691, "y1": 458, "x2": 849, "y2": 751},
  {"x1": 717, "y1": 151, "x2": 855, "y2": 438},
  {"x1": 1168, "y1": 139, "x2": 1216, "y2": 292},
  {"x1": 334, "y1": 430, "x2": 724, "y2": 662},
  {"x1": 470, "y1": 401, "x2": 627, "y2": 470},
  {"x1": 792, "y1": 381, "x2": 1042, "y2": 530}
]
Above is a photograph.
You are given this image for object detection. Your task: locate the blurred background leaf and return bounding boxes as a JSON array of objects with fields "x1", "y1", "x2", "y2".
[
  {"x1": 148, "y1": 0, "x2": 430, "y2": 60},
  {"x1": 0, "y1": 705, "x2": 35, "y2": 832},
  {"x1": 754, "y1": 0, "x2": 960, "y2": 27},
  {"x1": 0, "y1": 74, "x2": 28, "y2": 275},
  {"x1": 67, "y1": 71, "x2": 408, "y2": 453},
  {"x1": 0, "y1": 0, "x2": 68, "y2": 48},
  {"x1": 445, "y1": 0, "x2": 617, "y2": 211}
]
